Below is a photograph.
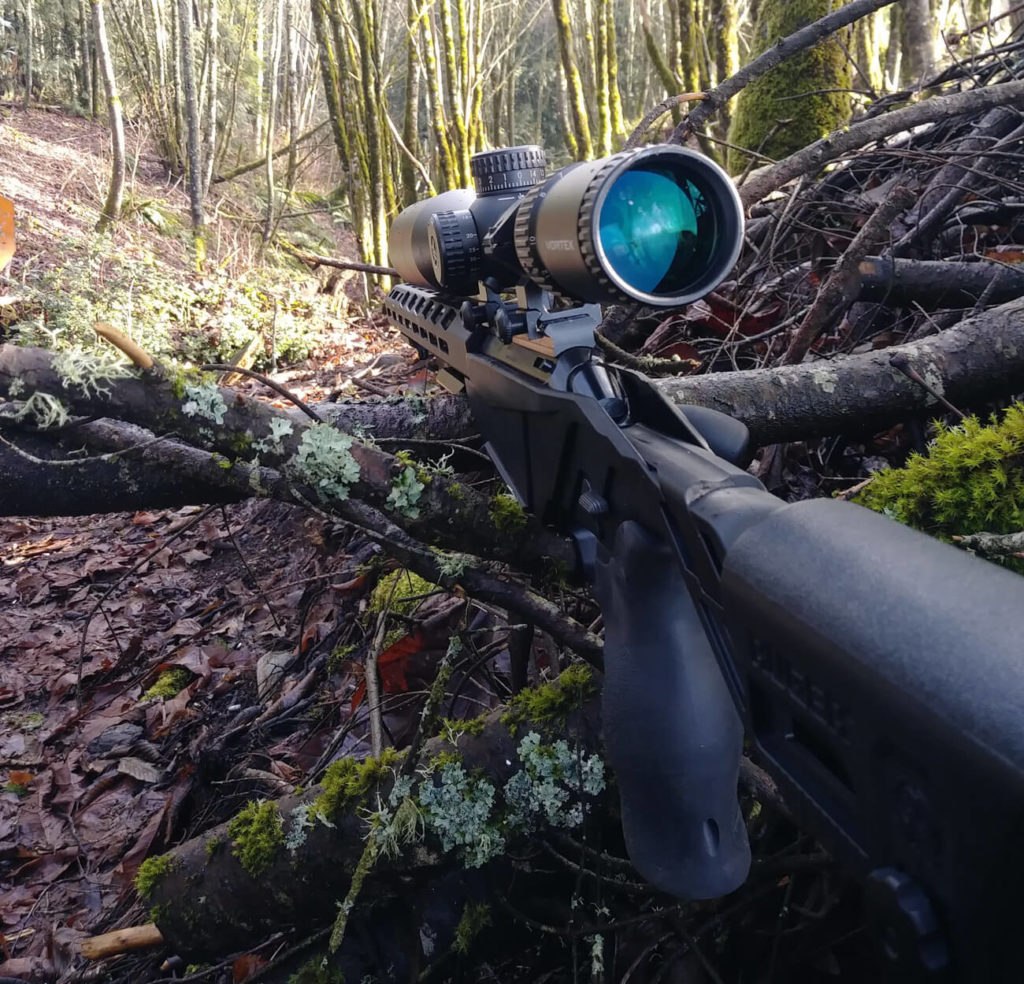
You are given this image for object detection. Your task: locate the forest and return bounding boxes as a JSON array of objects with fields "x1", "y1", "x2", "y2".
[{"x1": 2, "y1": 0, "x2": 1024, "y2": 981}]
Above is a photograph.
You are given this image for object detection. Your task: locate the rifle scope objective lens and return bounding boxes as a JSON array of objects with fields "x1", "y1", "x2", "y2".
[
  {"x1": 387, "y1": 144, "x2": 744, "y2": 309},
  {"x1": 517, "y1": 145, "x2": 744, "y2": 307}
]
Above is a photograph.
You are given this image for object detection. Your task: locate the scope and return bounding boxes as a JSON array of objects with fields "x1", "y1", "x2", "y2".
[{"x1": 388, "y1": 144, "x2": 744, "y2": 308}]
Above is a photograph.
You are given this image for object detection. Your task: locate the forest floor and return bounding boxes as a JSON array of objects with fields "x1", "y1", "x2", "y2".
[{"x1": 0, "y1": 107, "x2": 424, "y2": 983}]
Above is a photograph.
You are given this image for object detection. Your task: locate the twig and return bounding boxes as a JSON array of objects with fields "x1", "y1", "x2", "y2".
[
  {"x1": 888, "y1": 352, "x2": 967, "y2": 419},
  {"x1": 781, "y1": 185, "x2": 914, "y2": 365},
  {"x1": 738, "y1": 79, "x2": 1024, "y2": 207},
  {"x1": 200, "y1": 363, "x2": 322, "y2": 422},
  {"x1": 953, "y1": 530, "x2": 1024, "y2": 558},
  {"x1": 278, "y1": 240, "x2": 398, "y2": 278},
  {"x1": 622, "y1": 92, "x2": 706, "y2": 151}
]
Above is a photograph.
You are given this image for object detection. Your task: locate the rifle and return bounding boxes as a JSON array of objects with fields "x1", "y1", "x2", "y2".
[{"x1": 383, "y1": 144, "x2": 1024, "y2": 982}]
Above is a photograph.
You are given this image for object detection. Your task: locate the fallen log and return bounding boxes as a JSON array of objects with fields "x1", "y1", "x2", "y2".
[
  {"x1": 658, "y1": 295, "x2": 1024, "y2": 445},
  {"x1": 146, "y1": 682, "x2": 605, "y2": 963},
  {"x1": 6, "y1": 296, "x2": 1024, "y2": 515},
  {"x1": 0, "y1": 343, "x2": 572, "y2": 572}
]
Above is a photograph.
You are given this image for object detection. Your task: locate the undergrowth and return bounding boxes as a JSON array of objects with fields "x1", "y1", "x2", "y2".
[{"x1": 8, "y1": 236, "x2": 325, "y2": 369}]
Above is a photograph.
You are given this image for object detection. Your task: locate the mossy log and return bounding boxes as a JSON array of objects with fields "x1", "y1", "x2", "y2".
[
  {"x1": 145, "y1": 687, "x2": 604, "y2": 966},
  {"x1": 0, "y1": 343, "x2": 570, "y2": 572}
]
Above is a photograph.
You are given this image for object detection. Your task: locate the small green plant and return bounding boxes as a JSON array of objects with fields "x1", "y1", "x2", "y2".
[{"x1": 453, "y1": 901, "x2": 491, "y2": 954}]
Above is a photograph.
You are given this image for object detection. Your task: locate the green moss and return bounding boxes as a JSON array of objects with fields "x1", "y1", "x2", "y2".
[
  {"x1": 227, "y1": 800, "x2": 285, "y2": 877},
  {"x1": 727, "y1": 0, "x2": 852, "y2": 172},
  {"x1": 328, "y1": 643, "x2": 358, "y2": 672},
  {"x1": 168, "y1": 366, "x2": 189, "y2": 400},
  {"x1": 288, "y1": 958, "x2": 345, "y2": 984},
  {"x1": 143, "y1": 667, "x2": 192, "y2": 701},
  {"x1": 448, "y1": 482, "x2": 465, "y2": 502},
  {"x1": 440, "y1": 713, "x2": 488, "y2": 741},
  {"x1": 501, "y1": 664, "x2": 596, "y2": 730},
  {"x1": 313, "y1": 748, "x2": 403, "y2": 822},
  {"x1": 489, "y1": 493, "x2": 528, "y2": 534},
  {"x1": 135, "y1": 854, "x2": 178, "y2": 899},
  {"x1": 3, "y1": 783, "x2": 30, "y2": 798},
  {"x1": 231, "y1": 430, "x2": 254, "y2": 454},
  {"x1": 428, "y1": 749, "x2": 463, "y2": 771},
  {"x1": 149, "y1": 903, "x2": 170, "y2": 924},
  {"x1": 453, "y1": 901, "x2": 491, "y2": 954},
  {"x1": 1, "y1": 711, "x2": 44, "y2": 731},
  {"x1": 855, "y1": 403, "x2": 1024, "y2": 573},
  {"x1": 204, "y1": 833, "x2": 225, "y2": 857},
  {"x1": 368, "y1": 569, "x2": 439, "y2": 615}
]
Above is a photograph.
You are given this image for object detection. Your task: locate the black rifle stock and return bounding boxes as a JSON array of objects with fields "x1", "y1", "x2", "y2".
[{"x1": 383, "y1": 145, "x2": 1024, "y2": 981}]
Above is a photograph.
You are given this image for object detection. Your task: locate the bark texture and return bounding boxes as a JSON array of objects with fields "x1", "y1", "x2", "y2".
[{"x1": 658, "y1": 296, "x2": 1024, "y2": 445}]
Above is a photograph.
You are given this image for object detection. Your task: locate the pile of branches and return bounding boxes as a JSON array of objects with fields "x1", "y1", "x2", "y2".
[{"x1": 5, "y1": 6, "x2": 1024, "y2": 982}]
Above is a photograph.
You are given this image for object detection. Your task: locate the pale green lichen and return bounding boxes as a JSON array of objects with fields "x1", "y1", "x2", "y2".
[
  {"x1": 293, "y1": 423, "x2": 361, "y2": 500},
  {"x1": 7, "y1": 376, "x2": 25, "y2": 397},
  {"x1": 181, "y1": 379, "x2": 228, "y2": 425},
  {"x1": 135, "y1": 854, "x2": 178, "y2": 899},
  {"x1": 14, "y1": 391, "x2": 70, "y2": 429},
  {"x1": 284, "y1": 801, "x2": 333, "y2": 852},
  {"x1": 434, "y1": 550, "x2": 468, "y2": 579},
  {"x1": 52, "y1": 345, "x2": 132, "y2": 399},
  {"x1": 227, "y1": 800, "x2": 285, "y2": 876},
  {"x1": 503, "y1": 731, "x2": 606, "y2": 830},
  {"x1": 418, "y1": 760, "x2": 503, "y2": 868},
  {"x1": 385, "y1": 465, "x2": 425, "y2": 518},
  {"x1": 254, "y1": 415, "x2": 294, "y2": 454}
]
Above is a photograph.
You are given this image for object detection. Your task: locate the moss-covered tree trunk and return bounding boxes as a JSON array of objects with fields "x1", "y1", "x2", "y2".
[
  {"x1": 727, "y1": 0, "x2": 853, "y2": 173},
  {"x1": 551, "y1": 0, "x2": 593, "y2": 161}
]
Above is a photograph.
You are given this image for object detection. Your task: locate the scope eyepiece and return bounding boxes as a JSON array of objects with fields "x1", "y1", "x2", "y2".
[{"x1": 388, "y1": 144, "x2": 744, "y2": 309}]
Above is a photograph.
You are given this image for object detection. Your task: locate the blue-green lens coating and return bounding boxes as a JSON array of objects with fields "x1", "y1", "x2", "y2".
[{"x1": 597, "y1": 170, "x2": 708, "y2": 295}]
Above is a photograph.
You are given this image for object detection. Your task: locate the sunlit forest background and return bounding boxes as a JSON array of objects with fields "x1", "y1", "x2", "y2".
[{"x1": 3, "y1": 0, "x2": 1018, "y2": 266}]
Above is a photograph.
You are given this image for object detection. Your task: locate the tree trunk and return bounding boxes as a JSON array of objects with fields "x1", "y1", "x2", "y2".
[
  {"x1": 262, "y1": 0, "x2": 281, "y2": 245},
  {"x1": 902, "y1": 0, "x2": 935, "y2": 84},
  {"x1": 77, "y1": 0, "x2": 93, "y2": 113},
  {"x1": 178, "y1": 0, "x2": 205, "y2": 268},
  {"x1": 551, "y1": 0, "x2": 593, "y2": 160},
  {"x1": 200, "y1": 0, "x2": 218, "y2": 194},
  {"x1": 727, "y1": 0, "x2": 853, "y2": 173},
  {"x1": 22, "y1": 0, "x2": 32, "y2": 108},
  {"x1": 145, "y1": 699, "x2": 605, "y2": 967},
  {"x1": 92, "y1": 0, "x2": 125, "y2": 233}
]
